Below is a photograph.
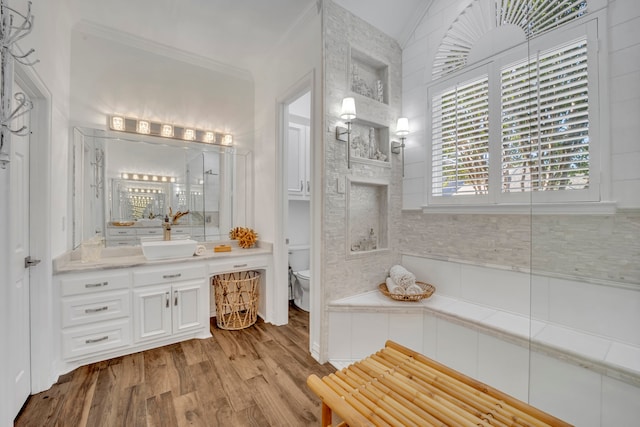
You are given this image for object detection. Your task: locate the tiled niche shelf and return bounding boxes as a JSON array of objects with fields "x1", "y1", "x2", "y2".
[
  {"x1": 349, "y1": 47, "x2": 389, "y2": 105},
  {"x1": 349, "y1": 118, "x2": 390, "y2": 167},
  {"x1": 346, "y1": 177, "x2": 389, "y2": 258}
]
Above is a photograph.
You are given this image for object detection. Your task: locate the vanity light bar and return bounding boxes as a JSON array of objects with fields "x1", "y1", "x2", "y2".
[
  {"x1": 109, "y1": 115, "x2": 233, "y2": 146},
  {"x1": 121, "y1": 172, "x2": 176, "y2": 183}
]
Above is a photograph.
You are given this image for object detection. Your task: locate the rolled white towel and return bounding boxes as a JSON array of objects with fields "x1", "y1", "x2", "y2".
[
  {"x1": 194, "y1": 245, "x2": 206, "y2": 256},
  {"x1": 386, "y1": 277, "x2": 405, "y2": 295},
  {"x1": 389, "y1": 264, "x2": 416, "y2": 288},
  {"x1": 405, "y1": 283, "x2": 423, "y2": 295}
]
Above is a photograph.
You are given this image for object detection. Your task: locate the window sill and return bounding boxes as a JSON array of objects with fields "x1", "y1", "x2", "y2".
[{"x1": 421, "y1": 202, "x2": 617, "y2": 215}]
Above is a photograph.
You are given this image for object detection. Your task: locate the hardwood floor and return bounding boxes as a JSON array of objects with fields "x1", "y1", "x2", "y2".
[{"x1": 15, "y1": 305, "x2": 336, "y2": 427}]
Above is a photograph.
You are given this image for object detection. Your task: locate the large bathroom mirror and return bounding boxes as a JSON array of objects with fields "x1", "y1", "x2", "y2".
[{"x1": 72, "y1": 127, "x2": 251, "y2": 248}]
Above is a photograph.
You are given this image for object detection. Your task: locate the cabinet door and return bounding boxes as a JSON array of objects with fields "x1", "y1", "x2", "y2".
[
  {"x1": 287, "y1": 123, "x2": 306, "y2": 196},
  {"x1": 133, "y1": 284, "x2": 172, "y2": 342},
  {"x1": 172, "y1": 280, "x2": 205, "y2": 334}
]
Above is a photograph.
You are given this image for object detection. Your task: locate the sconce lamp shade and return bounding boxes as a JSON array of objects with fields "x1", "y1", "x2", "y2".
[
  {"x1": 396, "y1": 117, "x2": 410, "y2": 136},
  {"x1": 340, "y1": 97, "x2": 357, "y2": 121}
]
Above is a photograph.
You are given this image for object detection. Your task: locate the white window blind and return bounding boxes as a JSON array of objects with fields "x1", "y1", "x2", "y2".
[
  {"x1": 501, "y1": 38, "x2": 589, "y2": 193},
  {"x1": 432, "y1": 76, "x2": 489, "y2": 197}
]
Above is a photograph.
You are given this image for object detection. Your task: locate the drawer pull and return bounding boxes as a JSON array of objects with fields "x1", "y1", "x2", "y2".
[
  {"x1": 174, "y1": 290, "x2": 178, "y2": 306},
  {"x1": 85, "y1": 306, "x2": 108, "y2": 314},
  {"x1": 233, "y1": 264, "x2": 248, "y2": 268},
  {"x1": 162, "y1": 273, "x2": 182, "y2": 279},
  {"x1": 117, "y1": 231, "x2": 128, "y2": 234},
  {"x1": 85, "y1": 336, "x2": 109, "y2": 344},
  {"x1": 85, "y1": 281, "x2": 108, "y2": 288},
  {"x1": 165, "y1": 292, "x2": 170, "y2": 308}
]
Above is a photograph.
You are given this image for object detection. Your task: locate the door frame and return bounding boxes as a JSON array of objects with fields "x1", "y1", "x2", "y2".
[
  {"x1": 13, "y1": 62, "x2": 54, "y2": 394},
  {"x1": 276, "y1": 71, "x2": 322, "y2": 358}
]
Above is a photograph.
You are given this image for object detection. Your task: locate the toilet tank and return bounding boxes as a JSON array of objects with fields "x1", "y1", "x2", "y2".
[{"x1": 288, "y1": 247, "x2": 310, "y2": 272}]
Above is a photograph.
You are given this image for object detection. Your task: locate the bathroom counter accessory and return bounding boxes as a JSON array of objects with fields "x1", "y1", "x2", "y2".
[
  {"x1": 307, "y1": 340, "x2": 572, "y2": 427},
  {"x1": 378, "y1": 281, "x2": 434, "y2": 302},
  {"x1": 214, "y1": 244, "x2": 232, "y2": 252}
]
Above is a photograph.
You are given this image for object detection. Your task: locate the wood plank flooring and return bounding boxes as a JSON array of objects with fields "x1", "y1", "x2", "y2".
[{"x1": 15, "y1": 305, "x2": 336, "y2": 427}]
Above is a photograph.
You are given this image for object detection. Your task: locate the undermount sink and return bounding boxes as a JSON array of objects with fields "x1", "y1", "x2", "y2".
[{"x1": 141, "y1": 239, "x2": 198, "y2": 260}]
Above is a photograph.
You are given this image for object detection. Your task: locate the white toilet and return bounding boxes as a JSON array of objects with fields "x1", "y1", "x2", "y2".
[{"x1": 289, "y1": 248, "x2": 310, "y2": 311}]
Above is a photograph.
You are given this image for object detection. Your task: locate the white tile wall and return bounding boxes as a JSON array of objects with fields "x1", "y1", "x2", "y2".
[
  {"x1": 529, "y1": 352, "x2": 602, "y2": 427},
  {"x1": 422, "y1": 312, "x2": 437, "y2": 359},
  {"x1": 328, "y1": 311, "x2": 352, "y2": 360},
  {"x1": 351, "y1": 312, "x2": 389, "y2": 359},
  {"x1": 601, "y1": 376, "x2": 640, "y2": 426},
  {"x1": 388, "y1": 312, "x2": 423, "y2": 353},
  {"x1": 477, "y1": 332, "x2": 530, "y2": 401},
  {"x1": 403, "y1": 255, "x2": 462, "y2": 297},
  {"x1": 459, "y1": 264, "x2": 531, "y2": 314},
  {"x1": 436, "y1": 319, "x2": 478, "y2": 378},
  {"x1": 547, "y1": 277, "x2": 640, "y2": 346}
]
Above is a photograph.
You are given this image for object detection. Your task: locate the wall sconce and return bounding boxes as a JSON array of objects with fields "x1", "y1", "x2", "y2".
[
  {"x1": 109, "y1": 115, "x2": 232, "y2": 146},
  {"x1": 392, "y1": 117, "x2": 409, "y2": 177},
  {"x1": 335, "y1": 97, "x2": 356, "y2": 168}
]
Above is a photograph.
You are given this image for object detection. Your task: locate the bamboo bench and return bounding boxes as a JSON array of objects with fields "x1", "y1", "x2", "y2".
[{"x1": 307, "y1": 340, "x2": 572, "y2": 427}]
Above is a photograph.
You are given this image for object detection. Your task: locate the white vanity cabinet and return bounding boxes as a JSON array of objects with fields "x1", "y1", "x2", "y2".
[
  {"x1": 54, "y1": 244, "x2": 273, "y2": 374},
  {"x1": 55, "y1": 261, "x2": 211, "y2": 371},
  {"x1": 132, "y1": 264, "x2": 207, "y2": 342}
]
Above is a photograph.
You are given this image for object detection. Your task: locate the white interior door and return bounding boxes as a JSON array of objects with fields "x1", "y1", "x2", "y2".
[{"x1": 9, "y1": 81, "x2": 32, "y2": 417}]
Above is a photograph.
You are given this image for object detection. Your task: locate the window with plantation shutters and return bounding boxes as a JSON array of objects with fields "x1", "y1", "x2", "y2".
[
  {"x1": 501, "y1": 38, "x2": 589, "y2": 194},
  {"x1": 432, "y1": 77, "x2": 490, "y2": 198}
]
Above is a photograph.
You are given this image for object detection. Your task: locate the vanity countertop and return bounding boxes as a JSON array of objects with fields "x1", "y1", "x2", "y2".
[{"x1": 54, "y1": 240, "x2": 272, "y2": 274}]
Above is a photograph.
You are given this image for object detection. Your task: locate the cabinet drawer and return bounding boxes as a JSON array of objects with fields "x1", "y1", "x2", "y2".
[
  {"x1": 108, "y1": 227, "x2": 137, "y2": 236},
  {"x1": 137, "y1": 228, "x2": 163, "y2": 236},
  {"x1": 208, "y1": 257, "x2": 267, "y2": 274},
  {"x1": 62, "y1": 319, "x2": 130, "y2": 360},
  {"x1": 60, "y1": 271, "x2": 131, "y2": 296},
  {"x1": 172, "y1": 227, "x2": 190, "y2": 235},
  {"x1": 62, "y1": 291, "x2": 130, "y2": 328},
  {"x1": 134, "y1": 264, "x2": 206, "y2": 286},
  {"x1": 105, "y1": 238, "x2": 138, "y2": 247}
]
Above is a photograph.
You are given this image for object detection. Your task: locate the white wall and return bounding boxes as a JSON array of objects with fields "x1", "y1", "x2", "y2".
[
  {"x1": 69, "y1": 24, "x2": 254, "y2": 153},
  {"x1": 252, "y1": 3, "x2": 321, "y2": 330}
]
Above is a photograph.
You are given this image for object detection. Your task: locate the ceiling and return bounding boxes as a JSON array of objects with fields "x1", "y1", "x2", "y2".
[{"x1": 70, "y1": 0, "x2": 431, "y2": 75}]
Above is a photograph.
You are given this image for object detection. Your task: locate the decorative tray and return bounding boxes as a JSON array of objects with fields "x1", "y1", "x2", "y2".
[
  {"x1": 378, "y1": 281, "x2": 435, "y2": 302},
  {"x1": 111, "y1": 221, "x2": 135, "y2": 226}
]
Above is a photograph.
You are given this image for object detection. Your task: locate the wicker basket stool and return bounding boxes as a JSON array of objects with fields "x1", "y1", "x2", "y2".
[{"x1": 212, "y1": 270, "x2": 260, "y2": 330}]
